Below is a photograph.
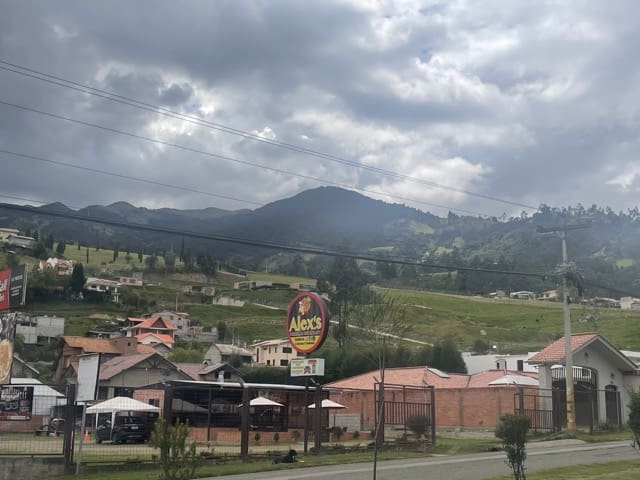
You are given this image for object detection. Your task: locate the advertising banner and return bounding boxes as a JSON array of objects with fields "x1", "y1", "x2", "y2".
[
  {"x1": 77, "y1": 353, "x2": 101, "y2": 402},
  {"x1": 0, "y1": 312, "x2": 17, "y2": 385},
  {"x1": 0, "y1": 385, "x2": 34, "y2": 421},
  {"x1": 9, "y1": 264, "x2": 27, "y2": 308},
  {"x1": 286, "y1": 292, "x2": 329, "y2": 354},
  {"x1": 0, "y1": 269, "x2": 10, "y2": 311},
  {"x1": 290, "y1": 358, "x2": 325, "y2": 377}
]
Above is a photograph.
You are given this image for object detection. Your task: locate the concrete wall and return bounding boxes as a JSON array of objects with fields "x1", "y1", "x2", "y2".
[{"x1": 0, "y1": 457, "x2": 64, "y2": 480}]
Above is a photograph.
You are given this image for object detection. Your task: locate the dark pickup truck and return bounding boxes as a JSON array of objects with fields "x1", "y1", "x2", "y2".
[{"x1": 95, "y1": 415, "x2": 150, "y2": 444}]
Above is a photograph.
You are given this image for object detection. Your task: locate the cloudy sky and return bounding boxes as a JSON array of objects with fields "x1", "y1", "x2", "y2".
[{"x1": 1, "y1": 0, "x2": 639, "y2": 218}]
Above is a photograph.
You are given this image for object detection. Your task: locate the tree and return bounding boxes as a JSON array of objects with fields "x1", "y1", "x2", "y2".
[
  {"x1": 112, "y1": 245, "x2": 119, "y2": 262},
  {"x1": 324, "y1": 257, "x2": 371, "y2": 349},
  {"x1": 350, "y1": 293, "x2": 410, "y2": 480},
  {"x1": 33, "y1": 241, "x2": 47, "y2": 259},
  {"x1": 628, "y1": 389, "x2": 640, "y2": 448},
  {"x1": 164, "y1": 249, "x2": 176, "y2": 270},
  {"x1": 168, "y1": 347, "x2": 204, "y2": 363},
  {"x1": 495, "y1": 414, "x2": 530, "y2": 480},
  {"x1": 149, "y1": 419, "x2": 199, "y2": 480},
  {"x1": 431, "y1": 339, "x2": 467, "y2": 373},
  {"x1": 145, "y1": 253, "x2": 158, "y2": 270},
  {"x1": 69, "y1": 263, "x2": 86, "y2": 293},
  {"x1": 55, "y1": 240, "x2": 66, "y2": 255},
  {"x1": 217, "y1": 321, "x2": 228, "y2": 343},
  {"x1": 44, "y1": 233, "x2": 54, "y2": 249}
]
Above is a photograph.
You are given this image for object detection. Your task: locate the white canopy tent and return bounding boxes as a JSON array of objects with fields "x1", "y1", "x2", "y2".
[
  {"x1": 239, "y1": 396, "x2": 284, "y2": 408},
  {"x1": 87, "y1": 396, "x2": 160, "y2": 432},
  {"x1": 87, "y1": 396, "x2": 160, "y2": 413}
]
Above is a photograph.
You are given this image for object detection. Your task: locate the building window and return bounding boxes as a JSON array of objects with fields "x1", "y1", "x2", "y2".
[
  {"x1": 267, "y1": 360, "x2": 271, "y2": 366},
  {"x1": 280, "y1": 359, "x2": 289, "y2": 367},
  {"x1": 149, "y1": 398, "x2": 160, "y2": 407},
  {"x1": 282, "y1": 347, "x2": 292, "y2": 354}
]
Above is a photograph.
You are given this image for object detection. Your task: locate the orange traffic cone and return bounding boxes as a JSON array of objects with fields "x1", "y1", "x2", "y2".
[{"x1": 84, "y1": 429, "x2": 90, "y2": 441}]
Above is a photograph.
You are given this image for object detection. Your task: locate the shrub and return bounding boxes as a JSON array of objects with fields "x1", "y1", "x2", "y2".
[
  {"x1": 273, "y1": 432, "x2": 280, "y2": 443},
  {"x1": 331, "y1": 426, "x2": 344, "y2": 442},
  {"x1": 495, "y1": 414, "x2": 531, "y2": 480},
  {"x1": 353, "y1": 430, "x2": 360, "y2": 439},
  {"x1": 406, "y1": 414, "x2": 430, "y2": 439},
  {"x1": 254, "y1": 432, "x2": 261, "y2": 444},
  {"x1": 291, "y1": 430, "x2": 301, "y2": 443},
  {"x1": 149, "y1": 419, "x2": 199, "y2": 480}
]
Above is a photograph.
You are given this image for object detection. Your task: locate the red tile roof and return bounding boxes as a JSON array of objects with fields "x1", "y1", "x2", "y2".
[
  {"x1": 134, "y1": 316, "x2": 177, "y2": 331},
  {"x1": 136, "y1": 333, "x2": 175, "y2": 344},
  {"x1": 528, "y1": 333, "x2": 599, "y2": 364},
  {"x1": 326, "y1": 367, "x2": 537, "y2": 391},
  {"x1": 63, "y1": 336, "x2": 121, "y2": 354}
]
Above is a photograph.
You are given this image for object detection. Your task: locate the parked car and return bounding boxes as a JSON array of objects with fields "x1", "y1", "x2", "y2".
[
  {"x1": 35, "y1": 418, "x2": 66, "y2": 437},
  {"x1": 95, "y1": 415, "x2": 149, "y2": 444}
]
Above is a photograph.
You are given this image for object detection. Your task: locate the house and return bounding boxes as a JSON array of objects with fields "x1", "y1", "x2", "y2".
[
  {"x1": 84, "y1": 278, "x2": 120, "y2": 302},
  {"x1": 509, "y1": 291, "x2": 536, "y2": 300},
  {"x1": 118, "y1": 275, "x2": 143, "y2": 286},
  {"x1": 590, "y1": 297, "x2": 620, "y2": 308},
  {"x1": 182, "y1": 285, "x2": 216, "y2": 297},
  {"x1": 126, "y1": 314, "x2": 178, "y2": 340},
  {"x1": 528, "y1": 333, "x2": 640, "y2": 427},
  {"x1": 204, "y1": 343, "x2": 253, "y2": 366},
  {"x1": 38, "y1": 257, "x2": 73, "y2": 275},
  {"x1": 176, "y1": 361, "x2": 244, "y2": 382},
  {"x1": 16, "y1": 315, "x2": 65, "y2": 344},
  {"x1": 6, "y1": 234, "x2": 36, "y2": 249},
  {"x1": 145, "y1": 310, "x2": 190, "y2": 332},
  {"x1": 251, "y1": 338, "x2": 303, "y2": 367},
  {"x1": 97, "y1": 352, "x2": 191, "y2": 399},
  {"x1": 327, "y1": 367, "x2": 539, "y2": 432},
  {"x1": 136, "y1": 332, "x2": 175, "y2": 356},
  {"x1": 462, "y1": 352, "x2": 537, "y2": 375},
  {"x1": 539, "y1": 290, "x2": 559, "y2": 301},
  {"x1": 487, "y1": 290, "x2": 507, "y2": 299},
  {"x1": 55, "y1": 336, "x2": 156, "y2": 382},
  {"x1": 620, "y1": 297, "x2": 640, "y2": 310},
  {"x1": 0, "y1": 227, "x2": 20, "y2": 242}
]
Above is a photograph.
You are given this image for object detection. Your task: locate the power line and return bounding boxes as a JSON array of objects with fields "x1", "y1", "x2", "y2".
[
  {"x1": 0, "y1": 99, "x2": 489, "y2": 217},
  {"x1": 0, "y1": 59, "x2": 538, "y2": 211},
  {"x1": 0, "y1": 149, "x2": 262, "y2": 207},
  {"x1": 0, "y1": 201, "x2": 549, "y2": 278}
]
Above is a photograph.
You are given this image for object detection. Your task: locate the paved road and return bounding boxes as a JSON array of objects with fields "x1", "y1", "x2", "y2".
[{"x1": 200, "y1": 441, "x2": 639, "y2": 480}]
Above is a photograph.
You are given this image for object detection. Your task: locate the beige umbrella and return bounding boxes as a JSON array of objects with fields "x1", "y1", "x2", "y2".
[
  {"x1": 239, "y1": 396, "x2": 284, "y2": 407},
  {"x1": 307, "y1": 399, "x2": 346, "y2": 409}
]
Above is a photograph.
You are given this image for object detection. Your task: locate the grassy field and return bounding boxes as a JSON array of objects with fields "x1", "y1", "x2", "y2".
[
  {"x1": 246, "y1": 271, "x2": 317, "y2": 286},
  {"x1": 61, "y1": 243, "x2": 178, "y2": 273},
  {"x1": 489, "y1": 460, "x2": 640, "y2": 480},
  {"x1": 379, "y1": 287, "x2": 640, "y2": 351}
]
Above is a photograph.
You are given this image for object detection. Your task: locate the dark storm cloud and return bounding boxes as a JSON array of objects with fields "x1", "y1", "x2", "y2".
[{"x1": 1, "y1": 0, "x2": 640, "y2": 216}]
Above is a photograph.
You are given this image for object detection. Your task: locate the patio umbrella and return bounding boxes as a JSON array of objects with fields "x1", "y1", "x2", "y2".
[
  {"x1": 239, "y1": 396, "x2": 284, "y2": 407},
  {"x1": 307, "y1": 399, "x2": 346, "y2": 409}
]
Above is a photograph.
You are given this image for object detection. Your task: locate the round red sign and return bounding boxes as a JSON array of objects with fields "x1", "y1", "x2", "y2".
[{"x1": 286, "y1": 292, "x2": 328, "y2": 354}]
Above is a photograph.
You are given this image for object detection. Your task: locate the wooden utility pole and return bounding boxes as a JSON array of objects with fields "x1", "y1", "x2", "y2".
[{"x1": 537, "y1": 222, "x2": 591, "y2": 430}]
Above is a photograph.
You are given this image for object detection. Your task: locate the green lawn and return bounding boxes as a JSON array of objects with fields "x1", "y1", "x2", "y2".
[
  {"x1": 61, "y1": 243, "x2": 181, "y2": 273},
  {"x1": 246, "y1": 271, "x2": 317, "y2": 286},
  {"x1": 488, "y1": 460, "x2": 640, "y2": 480}
]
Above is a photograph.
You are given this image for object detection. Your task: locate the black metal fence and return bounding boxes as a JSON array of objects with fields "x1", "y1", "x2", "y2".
[{"x1": 514, "y1": 386, "x2": 623, "y2": 433}]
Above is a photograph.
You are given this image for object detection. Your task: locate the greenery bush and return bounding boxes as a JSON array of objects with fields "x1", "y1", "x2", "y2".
[
  {"x1": 149, "y1": 419, "x2": 199, "y2": 480},
  {"x1": 495, "y1": 414, "x2": 531, "y2": 480},
  {"x1": 406, "y1": 414, "x2": 430, "y2": 439}
]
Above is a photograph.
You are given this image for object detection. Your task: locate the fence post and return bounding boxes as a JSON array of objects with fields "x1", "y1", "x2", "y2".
[
  {"x1": 430, "y1": 386, "x2": 436, "y2": 446},
  {"x1": 313, "y1": 384, "x2": 322, "y2": 454},
  {"x1": 63, "y1": 383, "x2": 76, "y2": 472},
  {"x1": 240, "y1": 386, "x2": 249, "y2": 459}
]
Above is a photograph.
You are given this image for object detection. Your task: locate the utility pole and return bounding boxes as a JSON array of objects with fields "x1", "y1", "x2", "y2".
[{"x1": 537, "y1": 222, "x2": 591, "y2": 431}]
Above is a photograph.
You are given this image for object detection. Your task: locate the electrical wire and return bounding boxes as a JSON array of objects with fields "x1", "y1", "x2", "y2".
[
  {"x1": 0, "y1": 59, "x2": 538, "y2": 211},
  {"x1": 0, "y1": 149, "x2": 261, "y2": 207},
  {"x1": 0, "y1": 99, "x2": 489, "y2": 216},
  {"x1": 0, "y1": 201, "x2": 549, "y2": 278}
]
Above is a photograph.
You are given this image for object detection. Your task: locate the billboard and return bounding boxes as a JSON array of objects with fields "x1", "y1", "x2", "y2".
[
  {"x1": 290, "y1": 358, "x2": 325, "y2": 377},
  {"x1": 77, "y1": 353, "x2": 101, "y2": 402},
  {"x1": 0, "y1": 385, "x2": 34, "y2": 421},
  {"x1": 0, "y1": 265, "x2": 27, "y2": 311},
  {"x1": 286, "y1": 292, "x2": 329, "y2": 354},
  {"x1": 0, "y1": 312, "x2": 17, "y2": 384}
]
